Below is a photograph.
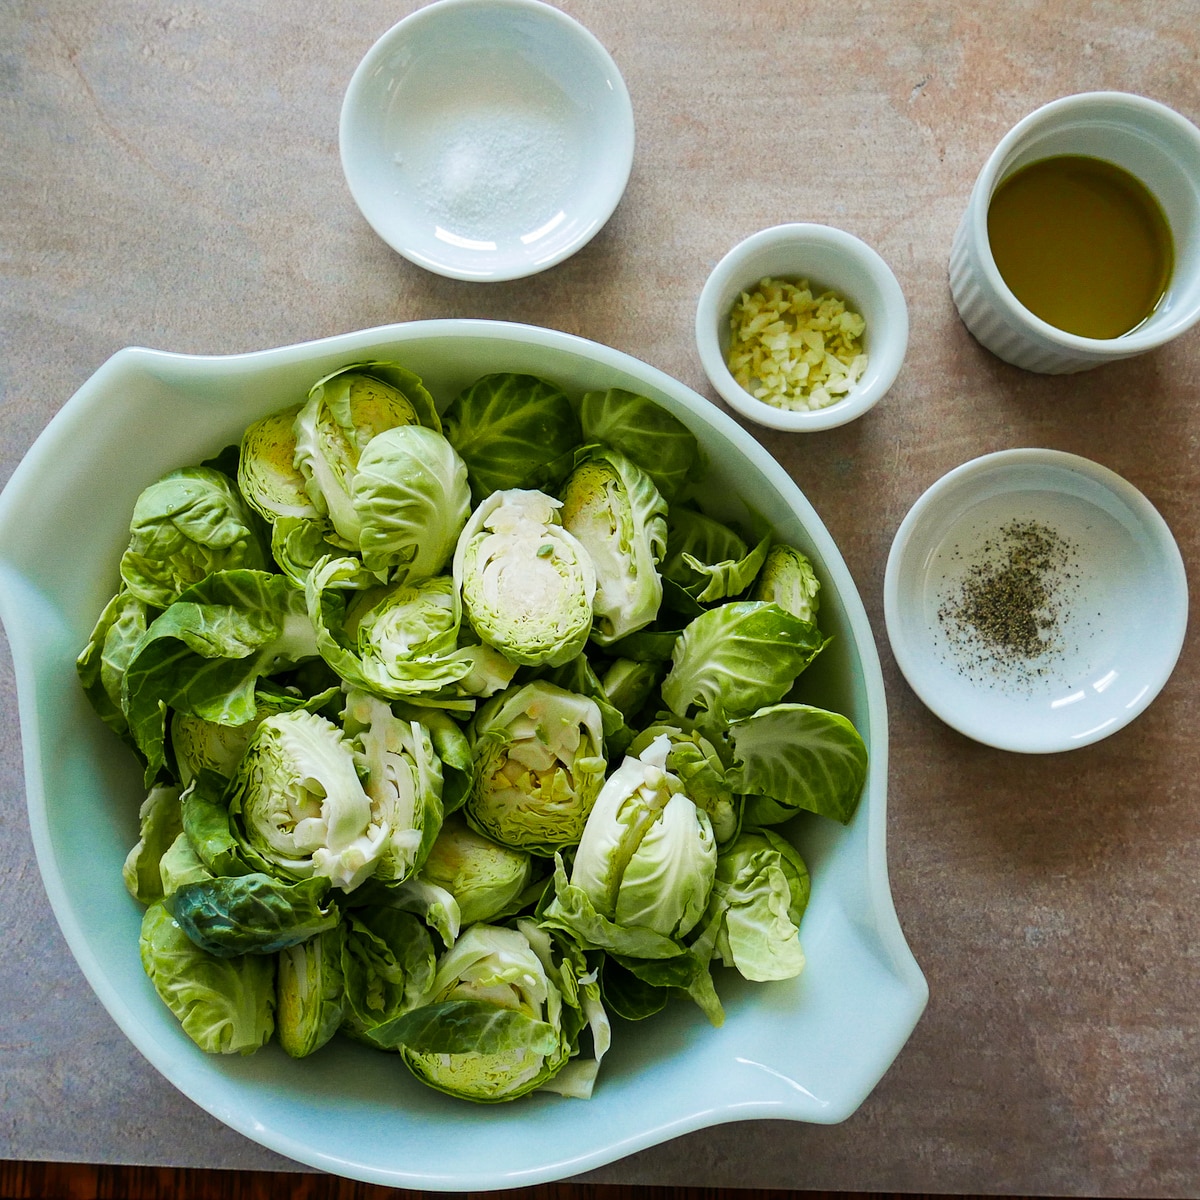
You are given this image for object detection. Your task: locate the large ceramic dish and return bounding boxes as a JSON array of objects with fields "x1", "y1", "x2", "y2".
[{"x1": 0, "y1": 321, "x2": 926, "y2": 1189}]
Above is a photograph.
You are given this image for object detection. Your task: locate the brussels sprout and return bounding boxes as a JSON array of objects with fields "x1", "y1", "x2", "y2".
[
  {"x1": 376, "y1": 920, "x2": 607, "y2": 1102},
  {"x1": 442, "y1": 373, "x2": 582, "y2": 503},
  {"x1": 292, "y1": 361, "x2": 439, "y2": 547},
  {"x1": 577, "y1": 388, "x2": 699, "y2": 503},
  {"x1": 353, "y1": 424, "x2": 471, "y2": 581},
  {"x1": 226, "y1": 710, "x2": 387, "y2": 892},
  {"x1": 76, "y1": 588, "x2": 149, "y2": 741},
  {"x1": 341, "y1": 688, "x2": 444, "y2": 884},
  {"x1": 238, "y1": 404, "x2": 320, "y2": 523},
  {"x1": 270, "y1": 516, "x2": 345, "y2": 587},
  {"x1": 388, "y1": 812, "x2": 534, "y2": 944},
  {"x1": 307, "y1": 558, "x2": 483, "y2": 703},
  {"x1": 466, "y1": 681, "x2": 607, "y2": 854},
  {"x1": 728, "y1": 702, "x2": 868, "y2": 826},
  {"x1": 599, "y1": 658, "x2": 663, "y2": 728},
  {"x1": 139, "y1": 901, "x2": 275, "y2": 1055},
  {"x1": 558, "y1": 446, "x2": 667, "y2": 645},
  {"x1": 750, "y1": 544, "x2": 821, "y2": 624},
  {"x1": 276, "y1": 923, "x2": 345, "y2": 1058},
  {"x1": 119, "y1": 467, "x2": 269, "y2": 608},
  {"x1": 454, "y1": 489, "x2": 595, "y2": 668},
  {"x1": 694, "y1": 827, "x2": 810, "y2": 982},
  {"x1": 340, "y1": 907, "x2": 436, "y2": 1047},
  {"x1": 628, "y1": 722, "x2": 737, "y2": 844},
  {"x1": 566, "y1": 734, "x2": 717, "y2": 942},
  {"x1": 123, "y1": 784, "x2": 183, "y2": 904},
  {"x1": 158, "y1": 831, "x2": 213, "y2": 896}
]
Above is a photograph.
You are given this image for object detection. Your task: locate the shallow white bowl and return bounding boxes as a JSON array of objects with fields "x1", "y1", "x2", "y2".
[
  {"x1": 339, "y1": 0, "x2": 635, "y2": 281},
  {"x1": 0, "y1": 320, "x2": 925, "y2": 1189},
  {"x1": 695, "y1": 223, "x2": 909, "y2": 432},
  {"x1": 884, "y1": 448, "x2": 1188, "y2": 754}
]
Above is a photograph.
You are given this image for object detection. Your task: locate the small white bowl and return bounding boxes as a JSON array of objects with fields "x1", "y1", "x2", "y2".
[
  {"x1": 339, "y1": 0, "x2": 635, "y2": 282},
  {"x1": 695, "y1": 223, "x2": 909, "y2": 432},
  {"x1": 884, "y1": 449, "x2": 1188, "y2": 754}
]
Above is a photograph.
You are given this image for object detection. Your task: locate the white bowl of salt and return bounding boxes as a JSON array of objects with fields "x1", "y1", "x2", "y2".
[{"x1": 340, "y1": 0, "x2": 635, "y2": 282}]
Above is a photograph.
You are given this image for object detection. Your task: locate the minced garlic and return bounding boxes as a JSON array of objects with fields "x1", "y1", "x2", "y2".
[{"x1": 726, "y1": 276, "x2": 868, "y2": 412}]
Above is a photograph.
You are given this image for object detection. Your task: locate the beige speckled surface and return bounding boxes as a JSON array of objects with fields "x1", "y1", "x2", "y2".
[{"x1": 3, "y1": 0, "x2": 1200, "y2": 1194}]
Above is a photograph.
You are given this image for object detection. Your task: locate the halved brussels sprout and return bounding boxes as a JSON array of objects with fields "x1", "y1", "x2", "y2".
[
  {"x1": 238, "y1": 404, "x2": 320, "y2": 523},
  {"x1": 226, "y1": 709, "x2": 387, "y2": 892},
  {"x1": 340, "y1": 907, "x2": 436, "y2": 1048},
  {"x1": 466, "y1": 680, "x2": 607, "y2": 853},
  {"x1": 342, "y1": 688, "x2": 444, "y2": 884},
  {"x1": 292, "y1": 361, "x2": 439, "y2": 547},
  {"x1": 307, "y1": 558, "x2": 482, "y2": 703},
  {"x1": 454, "y1": 489, "x2": 595, "y2": 668},
  {"x1": 122, "y1": 784, "x2": 182, "y2": 904},
  {"x1": 276, "y1": 923, "x2": 345, "y2": 1058},
  {"x1": 751, "y1": 543, "x2": 821, "y2": 623},
  {"x1": 567, "y1": 734, "x2": 717, "y2": 942},
  {"x1": 351, "y1": 423, "x2": 471, "y2": 582},
  {"x1": 389, "y1": 811, "x2": 534, "y2": 944},
  {"x1": 376, "y1": 920, "x2": 607, "y2": 1102},
  {"x1": 558, "y1": 446, "x2": 666, "y2": 645}
]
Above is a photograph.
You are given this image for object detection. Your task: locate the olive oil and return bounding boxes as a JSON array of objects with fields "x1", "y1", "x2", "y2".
[{"x1": 987, "y1": 155, "x2": 1173, "y2": 339}]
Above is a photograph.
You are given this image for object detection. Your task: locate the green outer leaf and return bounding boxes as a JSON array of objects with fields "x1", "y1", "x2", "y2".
[
  {"x1": 167, "y1": 873, "x2": 339, "y2": 957},
  {"x1": 728, "y1": 703, "x2": 868, "y2": 825},
  {"x1": 599, "y1": 956, "x2": 668, "y2": 1021},
  {"x1": 660, "y1": 601, "x2": 828, "y2": 727},
  {"x1": 123, "y1": 570, "x2": 318, "y2": 782},
  {"x1": 442, "y1": 374, "x2": 582, "y2": 503},
  {"x1": 139, "y1": 901, "x2": 275, "y2": 1055},
  {"x1": 577, "y1": 388, "x2": 699, "y2": 503},
  {"x1": 77, "y1": 588, "x2": 149, "y2": 742},
  {"x1": 119, "y1": 466, "x2": 269, "y2": 608},
  {"x1": 610, "y1": 949, "x2": 725, "y2": 1027},
  {"x1": 180, "y1": 769, "x2": 256, "y2": 879},
  {"x1": 122, "y1": 784, "x2": 183, "y2": 904},
  {"x1": 370, "y1": 999, "x2": 559, "y2": 1056}
]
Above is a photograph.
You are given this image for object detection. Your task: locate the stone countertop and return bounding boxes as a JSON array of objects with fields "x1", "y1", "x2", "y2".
[{"x1": 2, "y1": 0, "x2": 1198, "y2": 1194}]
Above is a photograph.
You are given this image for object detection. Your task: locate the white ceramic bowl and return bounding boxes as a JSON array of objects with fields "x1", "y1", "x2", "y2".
[
  {"x1": 339, "y1": 0, "x2": 635, "y2": 282},
  {"x1": 884, "y1": 448, "x2": 1188, "y2": 754},
  {"x1": 0, "y1": 321, "x2": 925, "y2": 1188},
  {"x1": 695, "y1": 223, "x2": 909, "y2": 432},
  {"x1": 949, "y1": 92, "x2": 1200, "y2": 373}
]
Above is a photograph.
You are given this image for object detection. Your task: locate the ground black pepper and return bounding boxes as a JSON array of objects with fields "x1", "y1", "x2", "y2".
[{"x1": 938, "y1": 519, "x2": 1077, "y2": 680}]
